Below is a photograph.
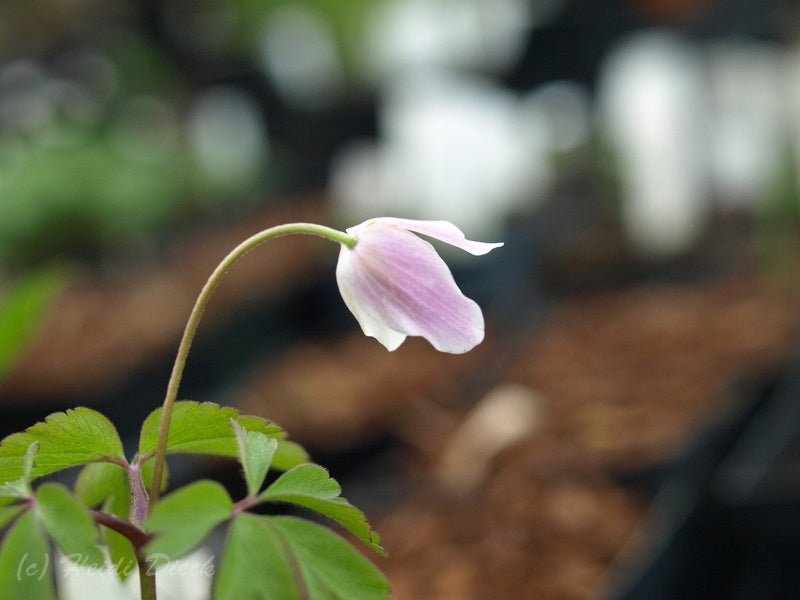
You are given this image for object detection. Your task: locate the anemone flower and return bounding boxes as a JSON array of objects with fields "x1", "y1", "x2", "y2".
[{"x1": 336, "y1": 217, "x2": 503, "y2": 353}]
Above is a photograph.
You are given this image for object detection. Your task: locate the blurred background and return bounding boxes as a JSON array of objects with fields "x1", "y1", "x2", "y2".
[{"x1": 3, "y1": 0, "x2": 800, "y2": 598}]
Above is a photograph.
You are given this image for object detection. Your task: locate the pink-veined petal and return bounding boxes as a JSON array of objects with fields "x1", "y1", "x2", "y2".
[
  {"x1": 347, "y1": 218, "x2": 503, "y2": 256},
  {"x1": 336, "y1": 222, "x2": 485, "y2": 353}
]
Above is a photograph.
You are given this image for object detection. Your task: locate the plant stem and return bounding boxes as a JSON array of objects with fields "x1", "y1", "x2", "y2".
[
  {"x1": 89, "y1": 510, "x2": 154, "y2": 599},
  {"x1": 128, "y1": 462, "x2": 149, "y2": 528},
  {"x1": 138, "y1": 553, "x2": 157, "y2": 600},
  {"x1": 148, "y1": 223, "x2": 355, "y2": 505},
  {"x1": 90, "y1": 510, "x2": 150, "y2": 547}
]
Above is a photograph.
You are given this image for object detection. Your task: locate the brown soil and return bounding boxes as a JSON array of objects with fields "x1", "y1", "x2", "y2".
[
  {"x1": 504, "y1": 279, "x2": 800, "y2": 470},
  {"x1": 235, "y1": 334, "x2": 489, "y2": 450},
  {"x1": 380, "y1": 462, "x2": 644, "y2": 600}
]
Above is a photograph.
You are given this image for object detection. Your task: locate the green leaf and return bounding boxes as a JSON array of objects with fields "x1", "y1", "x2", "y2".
[
  {"x1": 0, "y1": 408, "x2": 126, "y2": 484},
  {"x1": 36, "y1": 483, "x2": 105, "y2": 568},
  {"x1": 0, "y1": 494, "x2": 22, "y2": 507},
  {"x1": 0, "y1": 480, "x2": 28, "y2": 501},
  {"x1": 138, "y1": 401, "x2": 285, "y2": 460},
  {"x1": 232, "y1": 420, "x2": 277, "y2": 497},
  {"x1": 75, "y1": 463, "x2": 136, "y2": 579},
  {"x1": 22, "y1": 442, "x2": 38, "y2": 483},
  {"x1": 0, "y1": 483, "x2": 23, "y2": 499},
  {"x1": 0, "y1": 442, "x2": 40, "y2": 499},
  {"x1": 102, "y1": 485, "x2": 137, "y2": 581},
  {"x1": 0, "y1": 511, "x2": 57, "y2": 600},
  {"x1": 260, "y1": 464, "x2": 385, "y2": 555},
  {"x1": 0, "y1": 268, "x2": 64, "y2": 382},
  {"x1": 237, "y1": 415, "x2": 285, "y2": 436},
  {"x1": 74, "y1": 462, "x2": 127, "y2": 508},
  {"x1": 269, "y1": 516, "x2": 391, "y2": 600},
  {"x1": 273, "y1": 440, "x2": 310, "y2": 471},
  {"x1": 0, "y1": 505, "x2": 24, "y2": 531},
  {"x1": 145, "y1": 480, "x2": 232, "y2": 561},
  {"x1": 214, "y1": 513, "x2": 299, "y2": 600}
]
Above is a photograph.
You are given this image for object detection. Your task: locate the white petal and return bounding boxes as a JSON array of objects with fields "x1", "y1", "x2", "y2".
[
  {"x1": 335, "y1": 257, "x2": 408, "y2": 351},
  {"x1": 348, "y1": 217, "x2": 503, "y2": 255}
]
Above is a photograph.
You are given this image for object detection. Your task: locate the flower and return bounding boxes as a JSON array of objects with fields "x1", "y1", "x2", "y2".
[{"x1": 336, "y1": 217, "x2": 503, "y2": 353}]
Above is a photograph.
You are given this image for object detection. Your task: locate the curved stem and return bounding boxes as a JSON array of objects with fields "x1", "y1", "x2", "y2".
[{"x1": 148, "y1": 223, "x2": 355, "y2": 505}]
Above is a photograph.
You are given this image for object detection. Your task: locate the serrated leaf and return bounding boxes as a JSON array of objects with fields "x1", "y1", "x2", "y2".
[
  {"x1": 269, "y1": 516, "x2": 391, "y2": 599},
  {"x1": 273, "y1": 440, "x2": 310, "y2": 471},
  {"x1": 0, "y1": 511, "x2": 57, "y2": 599},
  {"x1": 145, "y1": 480, "x2": 232, "y2": 561},
  {"x1": 74, "y1": 462, "x2": 128, "y2": 508},
  {"x1": 22, "y1": 442, "x2": 38, "y2": 483},
  {"x1": 0, "y1": 442, "x2": 39, "y2": 499},
  {"x1": 0, "y1": 481, "x2": 28, "y2": 500},
  {"x1": 36, "y1": 483, "x2": 105, "y2": 568},
  {"x1": 0, "y1": 408, "x2": 125, "y2": 484},
  {"x1": 264, "y1": 464, "x2": 342, "y2": 498},
  {"x1": 260, "y1": 464, "x2": 384, "y2": 555},
  {"x1": 138, "y1": 401, "x2": 285, "y2": 460},
  {"x1": 102, "y1": 484, "x2": 137, "y2": 581},
  {"x1": 237, "y1": 415, "x2": 285, "y2": 438},
  {"x1": 0, "y1": 268, "x2": 64, "y2": 382},
  {"x1": 232, "y1": 421, "x2": 277, "y2": 497},
  {"x1": 214, "y1": 513, "x2": 299, "y2": 600}
]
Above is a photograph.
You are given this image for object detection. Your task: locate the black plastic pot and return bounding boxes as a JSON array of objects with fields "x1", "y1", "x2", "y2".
[{"x1": 607, "y1": 356, "x2": 800, "y2": 600}]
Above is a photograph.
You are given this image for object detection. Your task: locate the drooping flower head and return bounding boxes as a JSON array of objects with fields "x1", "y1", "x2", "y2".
[{"x1": 336, "y1": 217, "x2": 503, "y2": 353}]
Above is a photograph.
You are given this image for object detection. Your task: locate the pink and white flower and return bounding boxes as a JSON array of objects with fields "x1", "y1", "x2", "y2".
[{"x1": 336, "y1": 217, "x2": 503, "y2": 353}]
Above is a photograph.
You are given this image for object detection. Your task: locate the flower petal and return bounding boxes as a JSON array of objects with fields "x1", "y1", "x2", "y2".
[
  {"x1": 335, "y1": 256, "x2": 408, "y2": 351},
  {"x1": 348, "y1": 218, "x2": 503, "y2": 256},
  {"x1": 336, "y1": 222, "x2": 484, "y2": 353}
]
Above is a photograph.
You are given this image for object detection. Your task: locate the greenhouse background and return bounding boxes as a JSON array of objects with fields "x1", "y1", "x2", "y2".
[{"x1": 2, "y1": 0, "x2": 800, "y2": 598}]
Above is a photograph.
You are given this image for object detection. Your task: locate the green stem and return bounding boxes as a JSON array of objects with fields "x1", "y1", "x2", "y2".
[
  {"x1": 138, "y1": 553, "x2": 157, "y2": 600},
  {"x1": 148, "y1": 223, "x2": 355, "y2": 505}
]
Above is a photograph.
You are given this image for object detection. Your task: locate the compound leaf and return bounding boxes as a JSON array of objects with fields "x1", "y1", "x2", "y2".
[
  {"x1": 273, "y1": 440, "x2": 310, "y2": 471},
  {"x1": 232, "y1": 421, "x2": 277, "y2": 497},
  {"x1": 0, "y1": 408, "x2": 125, "y2": 484},
  {"x1": 270, "y1": 516, "x2": 391, "y2": 600},
  {"x1": 74, "y1": 462, "x2": 127, "y2": 509},
  {"x1": 0, "y1": 511, "x2": 56, "y2": 600},
  {"x1": 102, "y1": 481, "x2": 137, "y2": 581},
  {"x1": 259, "y1": 464, "x2": 384, "y2": 556},
  {"x1": 214, "y1": 512, "x2": 298, "y2": 600},
  {"x1": 0, "y1": 505, "x2": 23, "y2": 531},
  {"x1": 36, "y1": 483, "x2": 105, "y2": 568},
  {"x1": 145, "y1": 480, "x2": 232, "y2": 561},
  {"x1": 139, "y1": 401, "x2": 284, "y2": 459}
]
